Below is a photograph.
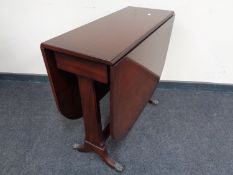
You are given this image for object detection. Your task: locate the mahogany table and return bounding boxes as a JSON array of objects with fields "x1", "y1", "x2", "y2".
[{"x1": 41, "y1": 6, "x2": 174, "y2": 172}]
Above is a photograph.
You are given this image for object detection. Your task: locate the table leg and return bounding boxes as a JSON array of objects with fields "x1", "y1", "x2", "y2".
[
  {"x1": 149, "y1": 99, "x2": 159, "y2": 105},
  {"x1": 73, "y1": 76, "x2": 124, "y2": 172}
]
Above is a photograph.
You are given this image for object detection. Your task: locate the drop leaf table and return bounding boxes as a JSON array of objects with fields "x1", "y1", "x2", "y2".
[{"x1": 41, "y1": 6, "x2": 174, "y2": 172}]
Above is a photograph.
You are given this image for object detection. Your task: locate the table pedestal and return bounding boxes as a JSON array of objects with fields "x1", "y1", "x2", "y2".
[{"x1": 72, "y1": 76, "x2": 124, "y2": 172}]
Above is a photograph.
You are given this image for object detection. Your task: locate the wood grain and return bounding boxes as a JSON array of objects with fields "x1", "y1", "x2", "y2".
[
  {"x1": 41, "y1": 47, "x2": 82, "y2": 119},
  {"x1": 110, "y1": 17, "x2": 174, "y2": 139},
  {"x1": 41, "y1": 7, "x2": 174, "y2": 65},
  {"x1": 110, "y1": 59, "x2": 159, "y2": 139},
  {"x1": 55, "y1": 52, "x2": 108, "y2": 83},
  {"x1": 41, "y1": 6, "x2": 175, "y2": 170}
]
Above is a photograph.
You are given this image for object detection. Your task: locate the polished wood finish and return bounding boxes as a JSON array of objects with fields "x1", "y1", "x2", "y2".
[
  {"x1": 78, "y1": 76, "x2": 104, "y2": 145},
  {"x1": 76, "y1": 76, "x2": 123, "y2": 171},
  {"x1": 110, "y1": 16, "x2": 175, "y2": 139},
  {"x1": 41, "y1": 48, "x2": 82, "y2": 119},
  {"x1": 41, "y1": 6, "x2": 175, "y2": 171},
  {"x1": 110, "y1": 59, "x2": 159, "y2": 139},
  {"x1": 55, "y1": 53, "x2": 108, "y2": 83},
  {"x1": 126, "y1": 17, "x2": 175, "y2": 77},
  {"x1": 41, "y1": 48, "x2": 109, "y2": 119},
  {"x1": 41, "y1": 7, "x2": 173, "y2": 65}
]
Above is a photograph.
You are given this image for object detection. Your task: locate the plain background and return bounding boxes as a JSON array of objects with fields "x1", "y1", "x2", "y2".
[{"x1": 1, "y1": 0, "x2": 233, "y2": 84}]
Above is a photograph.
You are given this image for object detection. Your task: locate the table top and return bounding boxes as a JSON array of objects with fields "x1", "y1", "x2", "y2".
[{"x1": 41, "y1": 6, "x2": 174, "y2": 65}]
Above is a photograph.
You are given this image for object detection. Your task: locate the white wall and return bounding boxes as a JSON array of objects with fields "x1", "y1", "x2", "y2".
[{"x1": 1, "y1": 0, "x2": 233, "y2": 84}]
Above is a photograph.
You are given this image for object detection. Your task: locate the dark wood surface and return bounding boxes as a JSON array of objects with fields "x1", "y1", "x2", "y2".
[
  {"x1": 78, "y1": 76, "x2": 104, "y2": 145},
  {"x1": 55, "y1": 53, "x2": 108, "y2": 83},
  {"x1": 110, "y1": 59, "x2": 159, "y2": 139},
  {"x1": 41, "y1": 48, "x2": 83, "y2": 119},
  {"x1": 41, "y1": 6, "x2": 175, "y2": 171},
  {"x1": 110, "y1": 17, "x2": 174, "y2": 139},
  {"x1": 41, "y1": 49, "x2": 109, "y2": 119},
  {"x1": 76, "y1": 76, "x2": 123, "y2": 171},
  {"x1": 41, "y1": 6, "x2": 174, "y2": 65}
]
